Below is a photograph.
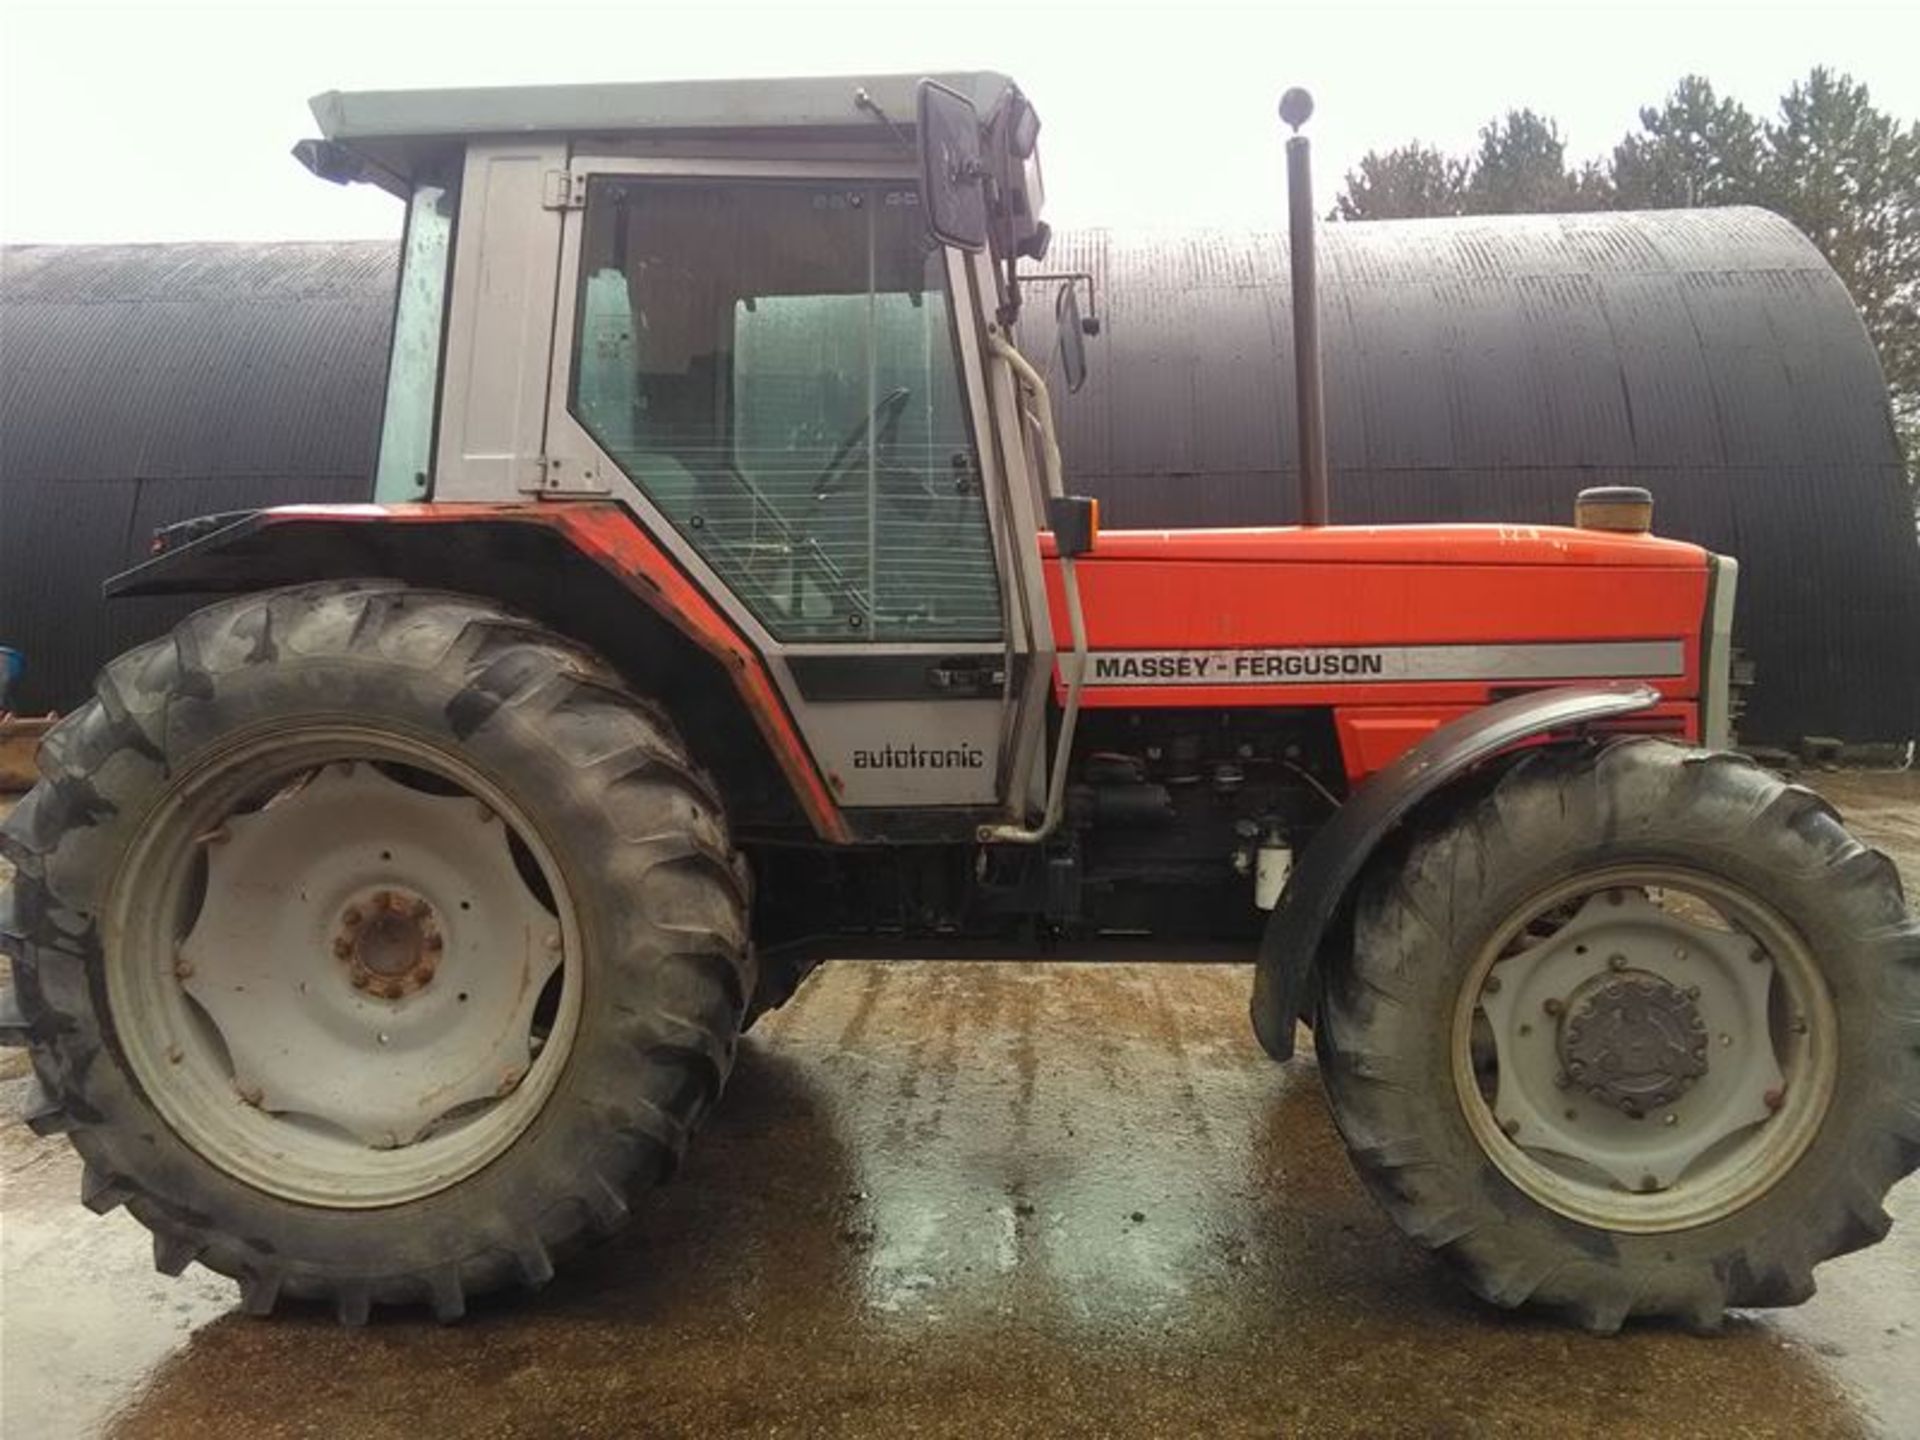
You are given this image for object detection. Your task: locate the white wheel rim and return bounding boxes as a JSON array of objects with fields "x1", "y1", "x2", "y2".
[
  {"x1": 105, "y1": 729, "x2": 584, "y2": 1208},
  {"x1": 1451, "y1": 866, "x2": 1837, "y2": 1233}
]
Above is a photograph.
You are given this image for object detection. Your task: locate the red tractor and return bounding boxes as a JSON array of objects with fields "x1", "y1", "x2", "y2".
[{"x1": 3, "y1": 74, "x2": 1913, "y2": 1332}]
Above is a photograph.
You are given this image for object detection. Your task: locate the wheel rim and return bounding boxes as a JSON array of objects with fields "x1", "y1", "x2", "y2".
[
  {"x1": 104, "y1": 728, "x2": 584, "y2": 1209},
  {"x1": 1450, "y1": 865, "x2": 1837, "y2": 1233}
]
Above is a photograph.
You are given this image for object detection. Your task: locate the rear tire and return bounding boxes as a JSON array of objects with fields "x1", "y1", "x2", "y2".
[
  {"x1": 1318, "y1": 739, "x2": 1920, "y2": 1332},
  {"x1": 0, "y1": 580, "x2": 752, "y2": 1322}
]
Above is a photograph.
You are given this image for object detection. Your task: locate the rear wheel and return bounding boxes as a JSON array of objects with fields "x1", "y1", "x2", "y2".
[
  {"x1": 1318, "y1": 739, "x2": 1920, "y2": 1332},
  {"x1": 0, "y1": 581, "x2": 751, "y2": 1321}
]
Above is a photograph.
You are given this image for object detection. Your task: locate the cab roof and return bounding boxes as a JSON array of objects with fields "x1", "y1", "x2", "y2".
[{"x1": 304, "y1": 71, "x2": 1014, "y2": 189}]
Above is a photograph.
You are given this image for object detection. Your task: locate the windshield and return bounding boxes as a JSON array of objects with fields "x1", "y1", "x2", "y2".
[{"x1": 569, "y1": 176, "x2": 1003, "y2": 643}]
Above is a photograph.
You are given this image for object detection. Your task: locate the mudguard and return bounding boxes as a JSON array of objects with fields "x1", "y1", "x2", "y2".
[
  {"x1": 106, "y1": 502, "x2": 850, "y2": 841},
  {"x1": 1250, "y1": 682, "x2": 1661, "y2": 1060}
]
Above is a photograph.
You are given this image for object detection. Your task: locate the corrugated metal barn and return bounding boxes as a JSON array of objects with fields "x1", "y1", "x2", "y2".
[
  {"x1": 3, "y1": 210, "x2": 1917, "y2": 742},
  {"x1": 1, "y1": 242, "x2": 397, "y2": 713}
]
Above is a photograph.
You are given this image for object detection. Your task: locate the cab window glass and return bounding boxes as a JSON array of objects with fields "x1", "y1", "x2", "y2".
[{"x1": 570, "y1": 177, "x2": 1001, "y2": 643}]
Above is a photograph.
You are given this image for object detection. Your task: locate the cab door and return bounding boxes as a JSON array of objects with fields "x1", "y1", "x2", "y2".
[{"x1": 541, "y1": 159, "x2": 1047, "y2": 826}]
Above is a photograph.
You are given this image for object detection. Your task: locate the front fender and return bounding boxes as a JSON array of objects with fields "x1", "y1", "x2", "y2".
[{"x1": 1250, "y1": 683, "x2": 1661, "y2": 1060}]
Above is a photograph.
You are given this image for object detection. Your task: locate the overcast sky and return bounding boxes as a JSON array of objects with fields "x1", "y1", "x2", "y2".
[{"x1": 3, "y1": 0, "x2": 1917, "y2": 243}]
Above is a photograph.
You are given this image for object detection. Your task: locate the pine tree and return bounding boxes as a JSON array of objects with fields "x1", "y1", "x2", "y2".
[
  {"x1": 1332, "y1": 144, "x2": 1468, "y2": 221},
  {"x1": 1611, "y1": 76, "x2": 1763, "y2": 209},
  {"x1": 1759, "y1": 68, "x2": 1920, "y2": 490},
  {"x1": 1463, "y1": 110, "x2": 1609, "y2": 214}
]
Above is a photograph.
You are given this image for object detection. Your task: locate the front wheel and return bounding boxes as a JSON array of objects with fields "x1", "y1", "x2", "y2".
[
  {"x1": 1318, "y1": 739, "x2": 1919, "y2": 1332},
  {"x1": 0, "y1": 581, "x2": 751, "y2": 1322}
]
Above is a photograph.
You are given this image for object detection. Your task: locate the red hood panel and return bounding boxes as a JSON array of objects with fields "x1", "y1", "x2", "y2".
[{"x1": 1041, "y1": 524, "x2": 1711, "y2": 723}]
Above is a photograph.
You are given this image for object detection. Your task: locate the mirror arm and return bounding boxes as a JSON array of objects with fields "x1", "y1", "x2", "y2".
[{"x1": 1020, "y1": 270, "x2": 1101, "y2": 334}]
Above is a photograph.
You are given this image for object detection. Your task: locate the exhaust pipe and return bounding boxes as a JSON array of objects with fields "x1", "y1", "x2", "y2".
[{"x1": 1280, "y1": 87, "x2": 1329, "y2": 527}]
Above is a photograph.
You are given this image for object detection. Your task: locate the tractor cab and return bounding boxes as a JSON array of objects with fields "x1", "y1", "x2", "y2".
[{"x1": 297, "y1": 72, "x2": 1072, "y2": 820}]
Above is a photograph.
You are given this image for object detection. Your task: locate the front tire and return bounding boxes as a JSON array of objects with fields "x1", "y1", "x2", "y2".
[
  {"x1": 0, "y1": 581, "x2": 751, "y2": 1322},
  {"x1": 1318, "y1": 739, "x2": 1920, "y2": 1332}
]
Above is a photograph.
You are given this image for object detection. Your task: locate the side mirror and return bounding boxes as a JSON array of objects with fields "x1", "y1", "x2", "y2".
[
  {"x1": 917, "y1": 80, "x2": 988, "y2": 252},
  {"x1": 1056, "y1": 283, "x2": 1089, "y2": 394}
]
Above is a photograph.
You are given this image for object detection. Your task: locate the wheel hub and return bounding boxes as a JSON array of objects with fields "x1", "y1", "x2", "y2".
[
  {"x1": 1558, "y1": 968, "x2": 1708, "y2": 1114},
  {"x1": 336, "y1": 889, "x2": 444, "y2": 999},
  {"x1": 1471, "y1": 884, "x2": 1793, "y2": 1208},
  {"x1": 174, "y1": 761, "x2": 564, "y2": 1150}
]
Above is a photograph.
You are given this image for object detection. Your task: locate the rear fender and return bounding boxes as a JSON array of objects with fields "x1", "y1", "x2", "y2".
[
  {"x1": 1250, "y1": 683, "x2": 1661, "y2": 1060},
  {"x1": 109, "y1": 502, "x2": 848, "y2": 841}
]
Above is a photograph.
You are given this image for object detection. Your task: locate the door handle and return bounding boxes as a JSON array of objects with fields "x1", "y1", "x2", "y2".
[{"x1": 927, "y1": 660, "x2": 1006, "y2": 694}]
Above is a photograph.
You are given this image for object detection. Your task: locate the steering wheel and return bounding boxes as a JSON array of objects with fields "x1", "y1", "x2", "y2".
[{"x1": 810, "y1": 387, "x2": 912, "y2": 503}]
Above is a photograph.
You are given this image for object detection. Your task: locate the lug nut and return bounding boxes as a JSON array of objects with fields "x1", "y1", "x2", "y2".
[
  {"x1": 173, "y1": 957, "x2": 194, "y2": 980},
  {"x1": 424, "y1": 931, "x2": 444, "y2": 953},
  {"x1": 1500, "y1": 1117, "x2": 1520, "y2": 1138},
  {"x1": 237, "y1": 1084, "x2": 263, "y2": 1107},
  {"x1": 332, "y1": 936, "x2": 353, "y2": 959},
  {"x1": 1608, "y1": 954, "x2": 1628, "y2": 972},
  {"x1": 1764, "y1": 1087, "x2": 1786, "y2": 1112},
  {"x1": 411, "y1": 898, "x2": 432, "y2": 920},
  {"x1": 545, "y1": 933, "x2": 563, "y2": 954},
  {"x1": 1543, "y1": 998, "x2": 1564, "y2": 1018},
  {"x1": 351, "y1": 972, "x2": 371, "y2": 990},
  {"x1": 342, "y1": 906, "x2": 363, "y2": 929}
]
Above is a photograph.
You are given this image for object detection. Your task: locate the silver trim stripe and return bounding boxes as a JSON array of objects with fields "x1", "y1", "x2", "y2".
[{"x1": 1083, "y1": 641, "x2": 1686, "y2": 687}]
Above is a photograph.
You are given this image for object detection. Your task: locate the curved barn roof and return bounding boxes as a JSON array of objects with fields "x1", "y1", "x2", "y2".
[{"x1": 2, "y1": 211, "x2": 1915, "y2": 741}]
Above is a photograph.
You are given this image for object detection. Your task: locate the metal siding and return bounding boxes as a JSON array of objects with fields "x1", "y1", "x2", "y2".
[
  {"x1": 0, "y1": 242, "x2": 395, "y2": 712},
  {"x1": 2, "y1": 209, "x2": 1915, "y2": 743}
]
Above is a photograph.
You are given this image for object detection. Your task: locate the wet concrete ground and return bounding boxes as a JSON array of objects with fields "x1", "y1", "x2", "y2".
[{"x1": 3, "y1": 771, "x2": 1917, "y2": 1438}]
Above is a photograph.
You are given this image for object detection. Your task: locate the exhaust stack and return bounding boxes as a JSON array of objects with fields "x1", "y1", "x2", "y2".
[{"x1": 1280, "y1": 87, "x2": 1329, "y2": 527}]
